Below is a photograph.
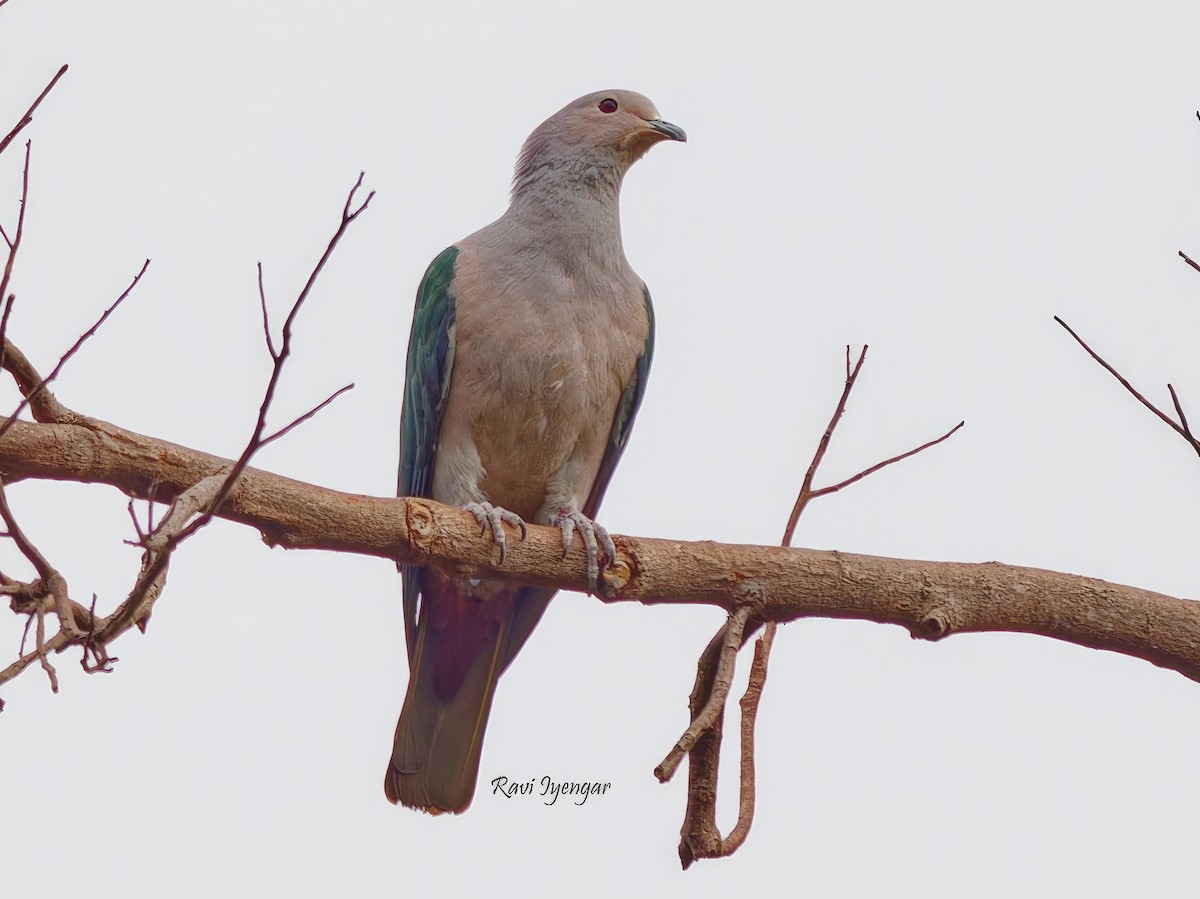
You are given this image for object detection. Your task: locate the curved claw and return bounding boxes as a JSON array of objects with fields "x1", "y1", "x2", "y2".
[
  {"x1": 555, "y1": 509, "x2": 615, "y2": 592},
  {"x1": 464, "y1": 502, "x2": 527, "y2": 565}
]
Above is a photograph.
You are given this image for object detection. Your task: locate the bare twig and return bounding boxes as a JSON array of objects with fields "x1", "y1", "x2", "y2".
[
  {"x1": 0, "y1": 258, "x2": 149, "y2": 440},
  {"x1": 0, "y1": 172, "x2": 368, "y2": 697},
  {"x1": 0, "y1": 340, "x2": 72, "y2": 423},
  {"x1": 1055, "y1": 315, "x2": 1200, "y2": 459},
  {"x1": 126, "y1": 499, "x2": 147, "y2": 544},
  {"x1": 93, "y1": 176, "x2": 369, "y2": 650},
  {"x1": 1169, "y1": 385, "x2": 1195, "y2": 442},
  {"x1": 34, "y1": 600, "x2": 57, "y2": 691},
  {"x1": 175, "y1": 173, "x2": 372, "y2": 544},
  {"x1": 811, "y1": 420, "x2": 964, "y2": 500},
  {"x1": 18, "y1": 608, "x2": 32, "y2": 656},
  {"x1": 97, "y1": 473, "x2": 228, "y2": 644},
  {"x1": 257, "y1": 261, "x2": 276, "y2": 359},
  {"x1": 783, "y1": 345, "x2": 868, "y2": 539},
  {"x1": 0, "y1": 142, "x2": 31, "y2": 317},
  {"x1": 259, "y1": 382, "x2": 354, "y2": 448},
  {"x1": 675, "y1": 345, "x2": 964, "y2": 867},
  {"x1": 718, "y1": 622, "x2": 774, "y2": 853},
  {"x1": 0, "y1": 623, "x2": 73, "y2": 686},
  {"x1": 79, "y1": 593, "x2": 113, "y2": 673},
  {"x1": 0, "y1": 64, "x2": 67, "y2": 158},
  {"x1": 655, "y1": 606, "x2": 750, "y2": 782},
  {"x1": 0, "y1": 293, "x2": 15, "y2": 373},
  {"x1": 0, "y1": 479, "x2": 53, "y2": 582},
  {"x1": 1181, "y1": 251, "x2": 1200, "y2": 275},
  {"x1": 0, "y1": 476, "x2": 75, "y2": 678},
  {"x1": 0, "y1": 177, "x2": 369, "y2": 693}
]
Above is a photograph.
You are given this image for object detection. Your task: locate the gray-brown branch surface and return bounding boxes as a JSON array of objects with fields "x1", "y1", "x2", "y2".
[{"x1": 3, "y1": 413, "x2": 1199, "y2": 682}]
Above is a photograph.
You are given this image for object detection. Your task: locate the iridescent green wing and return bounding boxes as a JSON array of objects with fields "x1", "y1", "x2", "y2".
[{"x1": 398, "y1": 246, "x2": 458, "y2": 661}]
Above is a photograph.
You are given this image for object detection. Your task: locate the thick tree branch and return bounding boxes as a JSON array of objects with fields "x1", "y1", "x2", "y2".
[{"x1": 2, "y1": 407, "x2": 1197, "y2": 683}]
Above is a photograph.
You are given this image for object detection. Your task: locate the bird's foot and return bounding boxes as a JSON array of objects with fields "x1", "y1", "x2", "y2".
[
  {"x1": 465, "y1": 502, "x2": 527, "y2": 564},
  {"x1": 555, "y1": 509, "x2": 617, "y2": 592}
]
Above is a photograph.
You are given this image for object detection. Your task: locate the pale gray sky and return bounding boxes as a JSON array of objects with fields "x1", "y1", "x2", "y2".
[{"x1": 4, "y1": 0, "x2": 1200, "y2": 895}]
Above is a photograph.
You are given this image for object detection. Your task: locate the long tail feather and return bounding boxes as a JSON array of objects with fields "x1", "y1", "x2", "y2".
[{"x1": 386, "y1": 570, "x2": 552, "y2": 813}]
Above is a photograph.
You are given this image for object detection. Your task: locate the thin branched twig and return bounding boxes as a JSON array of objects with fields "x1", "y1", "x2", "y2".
[
  {"x1": 176, "y1": 172, "x2": 373, "y2": 542},
  {"x1": 1055, "y1": 315, "x2": 1200, "y2": 459},
  {"x1": 675, "y1": 345, "x2": 964, "y2": 867},
  {"x1": 0, "y1": 175, "x2": 371, "y2": 693},
  {"x1": 91, "y1": 175, "x2": 371, "y2": 649}
]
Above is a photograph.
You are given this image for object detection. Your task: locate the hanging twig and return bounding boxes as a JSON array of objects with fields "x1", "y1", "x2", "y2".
[{"x1": 674, "y1": 345, "x2": 964, "y2": 868}]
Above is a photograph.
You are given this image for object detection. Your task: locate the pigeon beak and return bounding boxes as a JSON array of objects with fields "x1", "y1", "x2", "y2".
[{"x1": 646, "y1": 119, "x2": 687, "y2": 142}]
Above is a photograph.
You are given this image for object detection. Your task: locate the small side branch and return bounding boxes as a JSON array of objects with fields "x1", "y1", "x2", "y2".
[
  {"x1": 0, "y1": 64, "x2": 68, "y2": 158},
  {"x1": 0, "y1": 258, "x2": 150, "y2": 438},
  {"x1": 195, "y1": 173, "x2": 371, "y2": 536},
  {"x1": 0, "y1": 175, "x2": 369, "y2": 694},
  {"x1": 1055, "y1": 315, "x2": 1200, "y2": 459},
  {"x1": 0, "y1": 142, "x2": 31, "y2": 312},
  {"x1": 655, "y1": 606, "x2": 750, "y2": 782},
  {"x1": 0, "y1": 477, "x2": 78, "y2": 689},
  {"x1": 95, "y1": 472, "x2": 228, "y2": 645},
  {"x1": 1180, "y1": 251, "x2": 1200, "y2": 275},
  {"x1": 672, "y1": 345, "x2": 964, "y2": 868}
]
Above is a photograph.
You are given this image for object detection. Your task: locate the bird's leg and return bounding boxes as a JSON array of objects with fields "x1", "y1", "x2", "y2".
[
  {"x1": 555, "y1": 509, "x2": 617, "y2": 592},
  {"x1": 464, "y1": 502, "x2": 527, "y2": 564}
]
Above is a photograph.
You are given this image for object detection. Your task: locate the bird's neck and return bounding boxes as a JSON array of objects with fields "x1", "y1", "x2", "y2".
[{"x1": 506, "y1": 156, "x2": 627, "y2": 261}]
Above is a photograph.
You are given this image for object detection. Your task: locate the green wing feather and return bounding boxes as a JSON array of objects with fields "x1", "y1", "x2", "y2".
[{"x1": 398, "y1": 246, "x2": 459, "y2": 661}]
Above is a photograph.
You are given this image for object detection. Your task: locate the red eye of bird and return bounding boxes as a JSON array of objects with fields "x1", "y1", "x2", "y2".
[{"x1": 598, "y1": 98, "x2": 618, "y2": 113}]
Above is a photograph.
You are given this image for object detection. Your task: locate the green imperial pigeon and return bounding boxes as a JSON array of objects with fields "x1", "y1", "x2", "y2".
[{"x1": 387, "y1": 90, "x2": 685, "y2": 813}]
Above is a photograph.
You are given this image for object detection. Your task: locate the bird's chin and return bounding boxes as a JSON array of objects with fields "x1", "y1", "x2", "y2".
[{"x1": 623, "y1": 130, "x2": 670, "y2": 159}]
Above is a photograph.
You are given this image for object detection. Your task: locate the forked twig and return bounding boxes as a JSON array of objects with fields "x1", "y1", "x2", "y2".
[
  {"x1": 0, "y1": 478, "x2": 68, "y2": 689},
  {"x1": 92, "y1": 175, "x2": 370, "y2": 647},
  {"x1": 180, "y1": 172, "x2": 372, "y2": 540},
  {"x1": 1055, "y1": 315, "x2": 1200, "y2": 459},
  {"x1": 0, "y1": 175, "x2": 372, "y2": 696},
  {"x1": 674, "y1": 345, "x2": 963, "y2": 868}
]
